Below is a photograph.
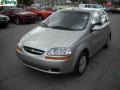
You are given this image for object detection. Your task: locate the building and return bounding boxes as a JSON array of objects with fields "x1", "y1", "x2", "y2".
[{"x1": 34, "y1": 0, "x2": 66, "y2": 6}]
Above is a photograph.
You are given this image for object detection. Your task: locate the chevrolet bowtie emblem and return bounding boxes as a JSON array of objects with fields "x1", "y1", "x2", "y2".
[{"x1": 31, "y1": 49, "x2": 35, "y2": 52}]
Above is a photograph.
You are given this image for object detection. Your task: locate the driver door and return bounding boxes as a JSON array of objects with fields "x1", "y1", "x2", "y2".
[{"x1": 91, "y1": 12, "x2": 105, "y2": 54}]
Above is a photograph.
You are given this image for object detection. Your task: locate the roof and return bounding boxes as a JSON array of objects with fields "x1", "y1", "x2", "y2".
[
  {"x1": 79, "y1": 4, "x2": 100, "y2": 5},
  {"x1": 61, "y1": 7, "x2": 105, "y2": 13}
]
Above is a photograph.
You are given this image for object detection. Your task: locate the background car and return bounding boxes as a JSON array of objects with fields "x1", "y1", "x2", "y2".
[
  {"x1": 26, "y1": 7, "x2": 53, "y2": 21},
  {"x1": 106, "y1": 8, "x2": 120, "y2": 14},
  {"x1": 16, "y1": 8, "x2": 111, "y2": 76},
  {"x1": 79, "y1": 4, "x2": 107, "y2": 11},
  {"x1": 0, "y1": 14, "x2": 9, "y2": 28},
  {"x1": 0, "y1": 6, "x2": 4, "y2": 11},
  {"x1": 0, "y1": 7, "x2": 38, "y2": 24},
  {"x1": 41, "y1": 6, "x2": 55, "y2": 12}
]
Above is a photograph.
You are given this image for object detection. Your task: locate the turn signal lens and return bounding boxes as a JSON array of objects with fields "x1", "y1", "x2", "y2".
[
  {"x1": 16, "y1": 46, "x2": 22, "y2": 52},
  {"x1": 45, "y1": 55, "x2": 71, "y2": 60}
]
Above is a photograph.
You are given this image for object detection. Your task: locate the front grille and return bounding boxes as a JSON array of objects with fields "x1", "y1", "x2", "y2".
[
  {"x1": 23, "y1": 46, "x2": 44, "y2": 55},
  {"x1": 3, "y1": 17, "x2": 7, "y2": 21},
  {"x1": 0, "y1": 17, "x2": 7, "y2": 21}
]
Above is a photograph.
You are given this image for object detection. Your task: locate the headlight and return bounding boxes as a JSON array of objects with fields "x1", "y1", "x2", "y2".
[
  {"x1": 16, "y1": 39, "x2": 23, "y2": 52},
  {"x1": 17, "y1": 39, "x2": 23, "y2": 48},
  {"x1": 7, "y1": 17, "x2": 9, "y2": 21},
  {"x1": 46, "y1": 47, "x2": 72, "y2": 60},
  {"x1": 16, "y1": 34, "x2": 31, "y2": 52},
  {"x1": 47, "y1": 47, "x2": 72, "y2": 56}
]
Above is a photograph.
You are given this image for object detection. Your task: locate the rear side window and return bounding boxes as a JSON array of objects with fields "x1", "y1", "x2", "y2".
[
  {"x1": 85, "y1": 5, "x2": 91, "y2": 8},
  {"x1": 92, "y1": 5, "x2": 97, "y2": 8}
]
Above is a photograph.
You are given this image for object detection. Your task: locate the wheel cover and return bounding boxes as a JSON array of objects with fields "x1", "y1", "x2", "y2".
[
  {"x1": 78, "y1": 56, "x2": 87, "y2": 73},
  {"x1": 15, "y1": 18, "x2": 20, "y2": 24}
]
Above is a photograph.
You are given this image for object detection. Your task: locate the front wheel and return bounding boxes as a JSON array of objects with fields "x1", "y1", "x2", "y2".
[
  {"x1": 74, "y1": 52, "x2": 88, "y2": 76},
  {"x1": 15, "y1": 17, "x2": 20, "y2": 24}
]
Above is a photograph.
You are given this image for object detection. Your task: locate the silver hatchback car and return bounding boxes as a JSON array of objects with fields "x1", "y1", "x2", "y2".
[{"x1": 16, "y1": 8, "x2": 111, "y2": 75}]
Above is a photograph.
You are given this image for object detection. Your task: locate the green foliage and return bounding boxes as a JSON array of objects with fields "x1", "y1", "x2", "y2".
[
  {"x1": 70, "y1": 0, "x2": 78, "y2": 2},
  {"x1": 18, "y1": 0, "x2": 33, "y2": 5},
  {"x1": 23, "y1": 0, "x2": 33, "y2": 5},
  {"x1": 96, "y1": 0, "x2": 106, "y2": 3}
]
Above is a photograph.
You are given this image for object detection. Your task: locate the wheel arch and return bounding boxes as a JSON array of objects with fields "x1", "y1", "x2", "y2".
[
  {"x1": 72, "y1": 44, "x2": 90, "y2": 69},
  {"x1": 14, "y1": 15, "x2": 21, "y2": 23}
]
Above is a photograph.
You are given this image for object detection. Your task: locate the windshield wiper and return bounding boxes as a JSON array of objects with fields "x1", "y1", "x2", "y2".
[
  {"x1": 40, "y1": 22, "x2": 48, "y2": 28},
  {"x1": 50, "y1": 26, "x2": 72, "y2": 30}
]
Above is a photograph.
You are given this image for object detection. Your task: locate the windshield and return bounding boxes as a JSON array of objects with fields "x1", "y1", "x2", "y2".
[
  {"x1": 13, "y1": 8, "x2": 26, "y2": 13},
  {"x1": 40, "y1": 11, "x2": 90, "y2": 31}
]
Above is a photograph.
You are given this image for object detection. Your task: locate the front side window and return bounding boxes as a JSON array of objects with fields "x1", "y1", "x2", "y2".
[
  {"x1": 85, "y1": 5, "x2": 91, "y2": 8},
  {"x1": 92, "y1": 5, "x2": 97, "y2": 8},
  {"x1": 40, "y1": 11, "x2": 90, "y2": 31},
  {"x1": 2, "y1": 9, "x2": 11, "y2": 12},
  {"x1": 91, "y1": 12, "x2": 101, "y2": 25}
]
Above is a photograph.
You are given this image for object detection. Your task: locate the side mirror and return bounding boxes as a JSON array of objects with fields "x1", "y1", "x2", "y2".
[
  {"x1": 92, "y1": 25, "x2": 102, "y2": 31},
  {"x1": 91, "y1": 22, "x2": 102, "y2": 31}
]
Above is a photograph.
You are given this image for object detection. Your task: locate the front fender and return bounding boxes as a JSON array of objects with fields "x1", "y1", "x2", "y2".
[{"x1": 72, "y1": 43, "x2": 89, "y2": 68}]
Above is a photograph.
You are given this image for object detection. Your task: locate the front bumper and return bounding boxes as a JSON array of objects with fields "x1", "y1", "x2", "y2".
[
  {"x1": 0, "y1": 20, "x2": 9, "y2": 26},
  {"x1": 16, "y1": 50, "x2": 74, "y2": 74},
  {"x1": 22, "y1": 17, "x2": 37, "y2": 23}
]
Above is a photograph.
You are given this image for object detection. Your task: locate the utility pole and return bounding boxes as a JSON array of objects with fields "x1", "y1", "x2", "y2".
[
  {"x1": 51, "y1": 0, "x2": 54, "y2": 7},
  {"x1": 22, "y1": 0, "x2": 23, "y2": 5}
]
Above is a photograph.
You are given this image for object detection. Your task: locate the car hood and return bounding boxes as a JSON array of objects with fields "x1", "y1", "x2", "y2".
[
  {"x1": 22, "y1": 26, "x2": 84, "y2": 51},
  {"x1": 17, "y1": 11, "x2": 36, "y2": 15},
  {"x1": 0, "y1": 14, "x2": 8, "y2": 18},
  {"x1": 35, "y1": 10, "x2": 52, "y2": 14}
]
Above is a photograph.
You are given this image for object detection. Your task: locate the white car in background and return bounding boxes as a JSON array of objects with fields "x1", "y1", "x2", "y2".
[{"x1": 79, "y1": 4, "x2": 106, "y2": 11}]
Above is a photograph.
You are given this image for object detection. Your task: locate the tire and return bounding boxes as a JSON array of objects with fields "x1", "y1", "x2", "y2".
[
  {"x1": 3, "y1": 25, "x2": 8, "y2": 28},
  {"x1": 74, "y1": 52, "x2": 88, "y2": 76},
  {"x1": 15, "y1": 17, "x2": 20, "y2": 24},
  {"x1": 2, "y1": 24, "x2": 8, "y2": 28},
  {"x1": 103, "y1": 35, "x2": 111, "y2": 49},
  {"x1": 0, "y1": 23, "x2": 8, "y2": 28}
]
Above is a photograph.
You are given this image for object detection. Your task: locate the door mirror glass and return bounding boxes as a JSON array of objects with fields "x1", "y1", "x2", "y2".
[
  {"x1": 91, "y1": 21, "x2": 102, "y2": 31},
  {"x1": 91, "y1": 25, "x2": 102, "y2": 31}
]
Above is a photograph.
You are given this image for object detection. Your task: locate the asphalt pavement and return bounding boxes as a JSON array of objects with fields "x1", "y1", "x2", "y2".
[{"x1": 0, "y1": 14, "x2": 120, "y2": 90}]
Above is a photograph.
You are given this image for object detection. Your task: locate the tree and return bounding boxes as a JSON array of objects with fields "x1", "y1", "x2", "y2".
[
  {"x1": 70, "y1": 0, "x2": 78, "y2": 2},
  {"x1": 96, "y1": 0, "x2": 107, "y2": 3},
  {"x1": 70, "y1": 0, "x2": 88, "y2": 3},
  {"x1": 24, "y1": 0, "x2": 33, "y2": 5},
  {"x1": 18, "y1": 0, "x2": 33, "y2": 5}
]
